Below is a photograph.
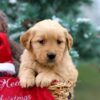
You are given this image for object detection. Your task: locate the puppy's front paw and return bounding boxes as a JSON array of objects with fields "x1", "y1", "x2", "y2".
[
  {"x1": 19, "y1": 76, "x2": 35, "y2": 88},
  {"x1": 36, "y1": 73, "x2": 56, "y2": 88}
]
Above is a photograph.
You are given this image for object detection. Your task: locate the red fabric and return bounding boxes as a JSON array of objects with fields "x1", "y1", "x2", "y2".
[
  {"x1": 0, "y1": 32, "x2": 13, "y2": 63},
  {"x1": 0, "y1": 77, "x2": 54, "y2": 100}
]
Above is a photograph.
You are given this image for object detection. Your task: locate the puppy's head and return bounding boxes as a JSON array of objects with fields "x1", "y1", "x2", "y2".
[{"x1": 20, "y1": 19, "x2": 73, "y2": 67}]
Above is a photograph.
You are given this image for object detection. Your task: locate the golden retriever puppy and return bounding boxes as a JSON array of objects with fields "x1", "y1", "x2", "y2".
[{"x1": 18, "y1": 19, "x2": 78, "y2": 88}]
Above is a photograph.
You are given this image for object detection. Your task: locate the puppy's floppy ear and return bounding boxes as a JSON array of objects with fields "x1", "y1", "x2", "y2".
[
  {"x1": 20, "y1": 29, "x2": 33, "y2": 50},
  {"x1": 64, "y1": 29, "x2": 73, "y2": 50}
]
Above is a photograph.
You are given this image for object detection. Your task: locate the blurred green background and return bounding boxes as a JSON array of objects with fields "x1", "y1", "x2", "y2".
[{"x1": 0, "y1": 0, "x2": 100, "y2": 99}]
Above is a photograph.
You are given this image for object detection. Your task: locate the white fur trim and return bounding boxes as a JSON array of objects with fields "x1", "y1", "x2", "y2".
[{"x1": 0, "y1": 63, "x2": 16, "y2": 74}]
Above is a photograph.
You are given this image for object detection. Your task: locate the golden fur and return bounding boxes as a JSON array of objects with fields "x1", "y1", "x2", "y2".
[{"x1": 18, "y1": 19, "x2": 78, "y2": 88}]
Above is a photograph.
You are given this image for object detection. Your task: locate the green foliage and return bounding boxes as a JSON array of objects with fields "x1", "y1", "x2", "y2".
[
  {"x1": 61, "y1": 17, "x2": 100, "y2": 58},
  {"x1": 1, "y1": 0, "x2": 100, "y2": 59}
]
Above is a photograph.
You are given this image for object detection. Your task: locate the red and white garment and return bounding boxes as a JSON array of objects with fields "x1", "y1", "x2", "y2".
[
  {"x1": 0, "y1": 77, "x2": 54, "y2": 100},
  {"x1": 0, "y1": 32, "x2": 16, "y2": 76}
]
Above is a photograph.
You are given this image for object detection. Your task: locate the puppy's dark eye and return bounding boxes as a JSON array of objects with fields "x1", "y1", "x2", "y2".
[
  {"x1": 38, "y1": 40, "x2": 45, "y2": 44},
  {"x1": 57, "y1": 40, "x2": 63, "y2": 44}
]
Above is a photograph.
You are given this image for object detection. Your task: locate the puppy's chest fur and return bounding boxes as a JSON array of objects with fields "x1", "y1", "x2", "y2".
[
  {"x1": 32, "y1": 54, "x2": 74, "y2": 81},
  {"x1": 34, "y1": 63, "x2": 66, "y2": 79}
]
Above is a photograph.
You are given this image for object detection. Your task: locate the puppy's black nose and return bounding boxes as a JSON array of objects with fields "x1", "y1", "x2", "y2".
[{"x1": 47, "y1": 53, "x2": 56, "y2": 60}]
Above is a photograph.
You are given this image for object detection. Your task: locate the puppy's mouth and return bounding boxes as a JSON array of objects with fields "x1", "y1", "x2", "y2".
[
  {"x1": 35, "y1": 59, "x2": 57, "y2": 67},
  {"x1": 46, "y1": 62, "x2": 56, "y2": 67},
  {"x1": 35, "y1": 58, "x2": 56, "y2": 67},
  {"x1": 47, "y1": 58, "x2": 55, "y2": 63},
  {"x1": 46, "y1": 57, "x2": 59, "y2": 67}
]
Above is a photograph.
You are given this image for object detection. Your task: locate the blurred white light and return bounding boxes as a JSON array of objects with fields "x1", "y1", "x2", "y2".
[
  {"x1": 84, "y1": 33, "x2": 89, "y2": 38},
  {"x1": 9, "y1": 0, "x2": 17, "y2": 4},
  {"x1": 77, "y1": 18, "x2": 90, "y2": 23},
  {"x1": 52, "y1": 16, "x2": 62, "y2": 22}
]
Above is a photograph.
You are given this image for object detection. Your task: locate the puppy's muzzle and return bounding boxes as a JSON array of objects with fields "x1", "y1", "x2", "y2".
[{"x1": 47, "y1": 52, "x2": 56, "y2": 62}]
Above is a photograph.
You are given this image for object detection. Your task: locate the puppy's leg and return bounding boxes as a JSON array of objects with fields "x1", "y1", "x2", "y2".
[
  {"x1": 19, "y1": 66, "x2": 35, "y2": 88},
  {"x1": 18, "y1": 50, "x2": 35, "y2": 88},
  {"x1": 36, "y1": 72, "x2": 59, "y2": 88}
]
